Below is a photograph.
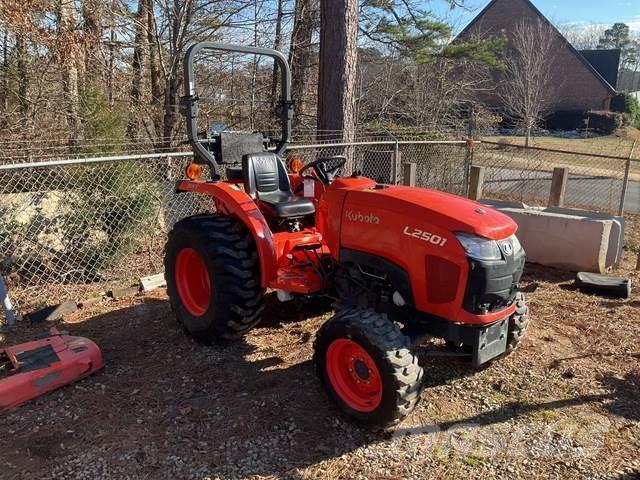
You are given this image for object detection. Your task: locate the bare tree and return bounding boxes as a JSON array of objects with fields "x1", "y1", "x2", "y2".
[
  {"x1": 559, "y1": 23, "x2": 606, "y2": 50},
  {"x1": 15, "y1": 33, "x2": 29, "y2": 121},
  {"x1": 1, "y1": 29, "x2": 8, "y2": 126},
  {"x1": 269, "y1": 0, "x2": 284, "y2": 119},
  {"x1": 289, "y1": 0, "x2": 319, "y2": 130},
  {"x1": 127, "y1": 0, "x2": 150, "y2": 139},
  {"x1": 500, "y1": 19, "x2": 557, "y2": 147},
  {"x1": 317, "y1": 0, "x2": 358, "y2": 142},
  {"x1": 147, "y1": 0, "x2": 163, "y2": 137},
  {"x1": 82, "y1": 0, "x2": 104, "y2": 85},
  {"x1": 56, "y1": 0, "x2": 84, "y2": 145}
]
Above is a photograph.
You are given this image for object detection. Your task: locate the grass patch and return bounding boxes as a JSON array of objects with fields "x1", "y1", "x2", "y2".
[{"x1": 482, "y1": 134, "x2": 638, "y2": 159}]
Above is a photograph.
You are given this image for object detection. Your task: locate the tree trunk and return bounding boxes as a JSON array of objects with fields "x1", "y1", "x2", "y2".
[
  {"x1": 249, "y1": 0, "x2": 259, "y2": 130},
  {"x1": 159, "y1": 0, "x2": 192, "y2": 150},
  {"x1": 289, "y1": 0, "x2": 319, "y2": 131},
  {"x1": 317, "y1": 0, "x2": 358, "y2": 142},
  {"x1": 147, "y1": 0, "x2": 163, "y2": 138},
  {"x1": 127, "y1": 0, "x2": 149, "y2": 139},
  {"x1": 57, "y1": 0, "x2": 83, "y2": 146},
  {"x1": 270, "y1": 0, "x2": 284, "y2": 118},
  {"x1": 107, "y1": 6, "x2": 116, "y2": 107},
  {"x1": 82, "y1": 0, "x2": 104, "y2": 86},
  {"x1": 161, "y1": 64, "x2": 180, "y2": 150},
  {"x1": 15, "y1": 33, "x2": 29, "y2": 122},
  {"x1": 1, "y1": 29, "x2": 9, "y2": 128}
]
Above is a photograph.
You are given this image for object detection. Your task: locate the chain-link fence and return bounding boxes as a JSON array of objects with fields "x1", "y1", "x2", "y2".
[
  {"x1": 0, "y1": 153, "x2": 202, "y2": 316},
  {"x1": 0, "y1": 137, "x2": 636, "y2": 323},
  {"x1": 475, "y1": 140, "x2": 638, "y2": 214}
]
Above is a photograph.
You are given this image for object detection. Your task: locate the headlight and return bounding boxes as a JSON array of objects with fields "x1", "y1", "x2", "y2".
[
  {"x1": 455, "y1": 233, "x2": 502, "y2": 261},
  {"x1": 510, "y1": 234, "x2": 523, "y2": 255}
]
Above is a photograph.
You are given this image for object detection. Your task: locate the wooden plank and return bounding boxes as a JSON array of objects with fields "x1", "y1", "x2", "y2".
[{"x1": 110, "y1": 286, "x2": 141, "y2": 300}]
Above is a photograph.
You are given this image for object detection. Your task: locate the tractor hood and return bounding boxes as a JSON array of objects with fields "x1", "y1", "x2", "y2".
[{"x1": 344, "y1": 184, "x2": 517, "y2": 240}]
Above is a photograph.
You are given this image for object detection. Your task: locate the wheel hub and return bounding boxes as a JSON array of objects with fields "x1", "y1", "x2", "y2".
[
  {"x1": 175, "y1": 247, "x2": 211, "y2": 317},
  {"x1": 353, "y1": 359, "x2": 370, "y2": 380},
  {"x1": 325, "y1": 339, "x2": 382, "y2": 412}
]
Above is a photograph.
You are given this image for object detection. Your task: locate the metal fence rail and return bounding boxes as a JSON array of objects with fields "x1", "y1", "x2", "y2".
[{"x1": 0, "y1": 138, "x2": 634, "y2": 322}]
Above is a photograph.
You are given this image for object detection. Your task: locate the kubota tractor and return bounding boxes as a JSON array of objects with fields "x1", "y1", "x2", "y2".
[{"x1": 165, "y1": 43, "x2": 529, "y2": 427}]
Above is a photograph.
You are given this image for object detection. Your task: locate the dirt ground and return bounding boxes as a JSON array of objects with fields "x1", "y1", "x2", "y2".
[{"x1": 1, "y1": 254, "x2": 640, "y2": 479}]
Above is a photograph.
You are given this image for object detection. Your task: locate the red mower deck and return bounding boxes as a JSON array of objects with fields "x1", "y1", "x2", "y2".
[{"x1": 0, "y1": 327, "x2": 104, "y2": 412}]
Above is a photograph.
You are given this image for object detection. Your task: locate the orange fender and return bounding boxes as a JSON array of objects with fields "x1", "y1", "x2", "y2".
[{"x1": 176, "y1": 180, "x2": 277, "y2": 287}]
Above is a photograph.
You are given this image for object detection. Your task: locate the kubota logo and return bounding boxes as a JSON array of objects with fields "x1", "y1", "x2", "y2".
[{"x1": 345, "y1": 210, "x2": 380, "y2": 224}]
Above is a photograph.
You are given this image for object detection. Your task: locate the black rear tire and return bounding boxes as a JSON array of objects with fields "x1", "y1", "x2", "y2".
[
  {"x1": 313, "y1": 307, "x2": 423, "y2": 428},
  {"x1": 164, "y1": 214, "x2": 265, "y2": 343}
]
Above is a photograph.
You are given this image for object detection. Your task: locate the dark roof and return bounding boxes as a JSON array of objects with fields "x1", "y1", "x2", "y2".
[
  {"x1": 456, "y1": 0, "x2": 617, "y2": 94},
  {"x1": 580, "y1": 49, "x2": 621, "y2": 89}
]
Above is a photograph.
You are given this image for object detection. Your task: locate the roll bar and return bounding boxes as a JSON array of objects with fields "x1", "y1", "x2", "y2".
[{"x1": 180, "y1": 42, "x2": 293, "y2": 177}]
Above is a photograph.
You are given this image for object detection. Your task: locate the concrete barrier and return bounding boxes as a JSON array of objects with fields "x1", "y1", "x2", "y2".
[{"x1": 481, "y1": 200, "x2": 624, "y2": 273}]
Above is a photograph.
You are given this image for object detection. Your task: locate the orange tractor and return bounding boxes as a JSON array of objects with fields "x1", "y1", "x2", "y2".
[{"x1": 165, "y1": 43, "x2": 529, "y2": 427}]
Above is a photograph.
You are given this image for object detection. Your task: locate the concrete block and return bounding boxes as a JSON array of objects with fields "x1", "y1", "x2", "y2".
[
  {"x1": 546, "y1": 207, "x2": 625, "y2": 268},
  {"x1": 483, "y1": 200, "x2": 623, "y2": 273},
  {"x1": 28, "y1": 301, "x2": 78, "y2": 323},
  {"x1": 140, "y1": 273, "x2": 166, "y2": 292}
]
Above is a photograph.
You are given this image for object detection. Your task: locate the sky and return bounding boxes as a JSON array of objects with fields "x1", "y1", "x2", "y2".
[{"x1": 431, "y1": 0, "x2": 640, "y2": 33}]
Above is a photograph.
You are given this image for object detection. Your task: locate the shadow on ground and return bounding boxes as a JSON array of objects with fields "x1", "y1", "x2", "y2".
[{"x1": 1, "y1": 295, "x2": 638, "y2": 479}]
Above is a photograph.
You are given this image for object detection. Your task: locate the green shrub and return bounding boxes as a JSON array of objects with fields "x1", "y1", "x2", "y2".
[
  {"x1": 586, "y1": 111, "x2": 624, "y2": 134},
  {"x1": 59, "y1": 161, "x2": 161, "y2": 281},
  {"x1": 610, "y1": 92, "x2": 640, "y2": 123},
  {"x1": 80, "y1": 82, "x2": 128, "y2": 155}
]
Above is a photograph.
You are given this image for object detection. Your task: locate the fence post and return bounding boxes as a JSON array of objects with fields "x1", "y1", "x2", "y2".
[
  {"x1": 618, "y1": 141, "x2": 636, "y2": 217},
  {"x1": 0, "y1": 274, "x2": 17, "y2": 329},
  {"x1": 548, "y1": 167, "x2": 569, "y2": 208},
  {"x1": 403, "y1": 162, "x2": 416, "y2": 187},
  {"x1": 392, "y1": 141, "x2": 401, "y2": 185},
  {"x1": 468, "y1": 166, "x2": 485, "y2": 200},
  {"x1": 463, "y1": 139, "x2": 475, "y2": 197}
]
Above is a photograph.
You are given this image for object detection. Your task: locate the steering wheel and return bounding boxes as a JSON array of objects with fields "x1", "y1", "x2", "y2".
[{"x1": 298, "y1": 156, "x2": 347, "y2": 184}]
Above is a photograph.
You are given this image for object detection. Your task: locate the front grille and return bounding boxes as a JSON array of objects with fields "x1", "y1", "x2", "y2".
[{"x1": 463, "y1": 251, "x2": 525, "y2": 314}]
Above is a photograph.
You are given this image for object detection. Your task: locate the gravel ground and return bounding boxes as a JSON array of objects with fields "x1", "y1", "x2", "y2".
[{"x1": 1, "y1": 256, "x2": 639, "y2": 479}]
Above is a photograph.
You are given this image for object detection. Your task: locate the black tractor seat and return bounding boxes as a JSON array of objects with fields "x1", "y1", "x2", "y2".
[
  {"x1": 242, "y1": 152, "x2": 315, "y2": 219},
  {"x1": 225, "y1": 167, "x2": 244, "y2": 182}
]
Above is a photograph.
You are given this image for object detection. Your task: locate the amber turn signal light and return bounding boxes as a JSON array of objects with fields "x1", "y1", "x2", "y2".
[
  {"x1": 289, "y1": 157, "x2": 304, "y2": 173},
  {"x1": 185, "y1": 162, "x2": 203, "y2": 180}
]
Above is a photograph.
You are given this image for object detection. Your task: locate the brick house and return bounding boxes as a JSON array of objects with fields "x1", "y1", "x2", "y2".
[{"x1": 457, "y1": 0, "x2": 618, "y2": 114}]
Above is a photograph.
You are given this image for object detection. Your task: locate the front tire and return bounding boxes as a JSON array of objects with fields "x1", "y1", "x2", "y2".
[
  {"x1": 505, "y1": 292, "x2": 529, "y2": 354},
  {"x1": 164, "y1": 214, "x2": 265, "y2": 343},
  {"x1": 313, "y1": 307, "x2": 423, "y2": 428}
]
